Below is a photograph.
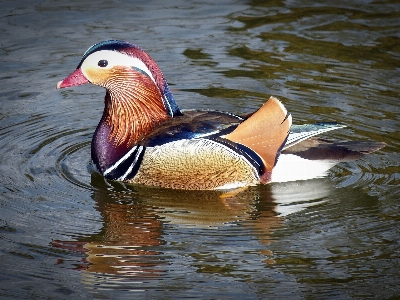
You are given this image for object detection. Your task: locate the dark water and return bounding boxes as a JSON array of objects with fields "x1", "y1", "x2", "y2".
[{"x1": 1, "y1": 0, "x2": 399, "y2": 299}]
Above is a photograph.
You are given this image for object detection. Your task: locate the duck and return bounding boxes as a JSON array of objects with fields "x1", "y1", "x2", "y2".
[{"x1": 57, "y1": 40, "x2": 385, "y2": 190}]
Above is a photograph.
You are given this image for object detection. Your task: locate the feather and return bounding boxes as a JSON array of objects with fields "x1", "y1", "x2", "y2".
[
  {"x1": 283, "y1": 138, "x2": 386, "y2": 161},
  {"x1": 283, "y1": 122, "x2": 346, "y2": 150},
  {"x1": 224, "y1": 96, "x2": 292, "y2": 171},
  {"x1": 104, "y1": 69, "x2": 169, "y2": 148}
]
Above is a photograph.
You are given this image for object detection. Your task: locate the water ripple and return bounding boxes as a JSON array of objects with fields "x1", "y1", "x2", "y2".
[{"x1": 0, "y1": 0, "x2": 398, "y2": 298}]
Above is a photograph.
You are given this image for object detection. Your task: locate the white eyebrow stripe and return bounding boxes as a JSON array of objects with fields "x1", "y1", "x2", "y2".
[
  {"x1": 81, "y1": 50, "x2": 158, "y2": 86},
  {"x1": 128, "y1": 57, "x2": 157, "y2": 85}
]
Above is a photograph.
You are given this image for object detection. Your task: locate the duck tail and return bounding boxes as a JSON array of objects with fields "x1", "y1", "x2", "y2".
[{"x1": 282, "y1": 138, "x2": 386, "y2": 162}]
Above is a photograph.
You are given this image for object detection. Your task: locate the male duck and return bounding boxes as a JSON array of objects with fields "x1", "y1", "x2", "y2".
[{"x1": 57, "y1": 40, "x2": 385, "y2": 190}]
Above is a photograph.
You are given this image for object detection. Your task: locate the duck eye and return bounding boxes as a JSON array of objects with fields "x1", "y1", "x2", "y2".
[{"x1": 98, "y1": 60, "x2": 108, "y2": 67}]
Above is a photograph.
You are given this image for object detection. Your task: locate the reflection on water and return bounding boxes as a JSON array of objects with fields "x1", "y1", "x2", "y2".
[
  {"x1": 1, "y1": 0, "x2": 399, "y2": 298},
  {"x1": 52, "y1": 175, "x2": 335, "y2": 292}
]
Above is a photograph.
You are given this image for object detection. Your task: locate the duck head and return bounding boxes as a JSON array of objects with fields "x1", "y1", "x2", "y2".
[
  {"x1": 57, "y1": 40, "x2": 180, "y2": 116},
  {"x1": 57, "y1": 40, "x2": 181, "y2": 173}
]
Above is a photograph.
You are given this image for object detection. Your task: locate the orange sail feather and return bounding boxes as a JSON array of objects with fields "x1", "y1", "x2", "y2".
[{"x1": 225, "y1": 96, "x2": 292, "y2": 171}]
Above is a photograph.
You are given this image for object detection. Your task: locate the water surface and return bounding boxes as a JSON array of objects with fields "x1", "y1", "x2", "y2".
[{"x1": 1, "y1": 0, "x2": 399, "y2": 299}]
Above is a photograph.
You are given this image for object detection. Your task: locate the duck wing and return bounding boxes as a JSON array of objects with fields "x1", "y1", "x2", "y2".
[
  {"x1": 140, "y1": 110, "x2": 243, "y2": 147},
  {"x1": 284, "y1": 123, "x2": 346, "y2": 150},
  {"x1": 283, "y1": 138, "x2": 386, "y2": 162},
  {"x1": 283, "y1": 123, "x2": 385, "y2": 161}
]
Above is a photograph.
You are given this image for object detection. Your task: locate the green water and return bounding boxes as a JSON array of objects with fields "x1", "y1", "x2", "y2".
[{"x1": 0, "y1": 0, "x2": 399, "y2": 299}]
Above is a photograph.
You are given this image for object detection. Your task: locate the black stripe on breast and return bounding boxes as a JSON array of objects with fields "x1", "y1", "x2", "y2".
[
  {"x1": 123, "y1": 147, "x2": 146, "y2": 180},
  {"x1": 205, "y1": 136, "x2": 265, "y2": 175},
  {"x1": 104, "y1": 146, "x2": 145, "y2": 181}
]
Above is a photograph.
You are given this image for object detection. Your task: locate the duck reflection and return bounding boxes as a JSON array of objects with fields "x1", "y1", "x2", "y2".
[
  {"x1": 53, "y1": 172, "x2": 333, "y2": 279},
  {"x1": 82, "y1": 194, "x2": 164, "y2": 277}
]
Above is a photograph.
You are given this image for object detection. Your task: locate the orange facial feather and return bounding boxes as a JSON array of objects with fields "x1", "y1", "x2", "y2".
[{"x1": 103, "y1": 68, "x2": 170, "y2": 148}]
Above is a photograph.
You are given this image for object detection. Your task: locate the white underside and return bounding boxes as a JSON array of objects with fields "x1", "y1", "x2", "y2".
[
  {"x1": 215, "y1": 181, "x2": 249, "y2": 190},
  {"x1": 271, "y1": 154, "x2": 337, "y2": 183},
  {"x1": 214, "y1": 154, "x2": 337, "y2": 190}
]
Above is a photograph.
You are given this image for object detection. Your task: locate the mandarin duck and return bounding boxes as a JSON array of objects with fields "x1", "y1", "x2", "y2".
[{"x1": 57, "y1": 40, "x2": 385, "y2": 190}]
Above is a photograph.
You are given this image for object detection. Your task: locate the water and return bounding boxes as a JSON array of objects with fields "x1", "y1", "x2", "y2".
[{"x1": 1, "y1": 0, "x2": 399, "y2": 299}]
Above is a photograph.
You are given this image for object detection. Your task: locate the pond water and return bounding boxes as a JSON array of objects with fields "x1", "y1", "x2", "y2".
[{"x1": 1, "y1": 0, "x2": 399, "y2": 299}]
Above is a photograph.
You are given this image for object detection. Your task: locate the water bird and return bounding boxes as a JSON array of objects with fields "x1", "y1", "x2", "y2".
[{"x1": 57, "y1": 40, "x2": 385, "y2": 190}]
